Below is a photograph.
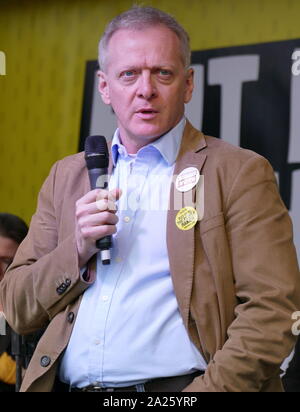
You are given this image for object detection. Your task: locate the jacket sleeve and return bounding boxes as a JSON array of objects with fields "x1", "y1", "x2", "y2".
[
  {"x1": 184, "y1": 155, "x2": 300, "y2": 392},
  {"x1": 0, "y1": 161, "x2": 94, "y2": 335}
]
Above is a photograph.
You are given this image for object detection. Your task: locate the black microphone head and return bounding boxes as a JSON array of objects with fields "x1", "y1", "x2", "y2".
[{"x1": 85, "y1": 135, "x2": 109, "y2": 170}]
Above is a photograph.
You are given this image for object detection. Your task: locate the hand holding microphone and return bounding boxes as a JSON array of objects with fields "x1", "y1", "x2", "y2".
[{"x1": 75, "y1": 136, "x2": 121, "y2": 268}]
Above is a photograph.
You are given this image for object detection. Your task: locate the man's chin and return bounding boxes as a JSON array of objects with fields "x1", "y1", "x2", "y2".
[
  {"x1": 118, "y1": 122, "x2": 173, "y2": 147},
  {"x1": 130, "y1": 125, "x2": 169, "y2": 141}
]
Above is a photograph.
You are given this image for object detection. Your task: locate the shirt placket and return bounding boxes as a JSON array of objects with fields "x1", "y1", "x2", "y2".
[{"x1": 90, "y1": 155, "x2": 149, "y2": 385}]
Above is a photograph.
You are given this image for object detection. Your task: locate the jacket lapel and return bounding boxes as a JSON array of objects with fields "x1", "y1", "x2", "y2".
[{"x1": 167, "y1": 121, "x2": 207, "y2": 328}]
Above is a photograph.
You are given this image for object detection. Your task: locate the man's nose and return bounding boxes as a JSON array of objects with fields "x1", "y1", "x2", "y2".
[{"x1": 137, "y1": 71, "x2": 157, "y2": 100}]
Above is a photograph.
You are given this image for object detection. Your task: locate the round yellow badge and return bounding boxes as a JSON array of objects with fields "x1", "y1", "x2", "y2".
[{"x1": 175, "y1": 207, "x2": 198, "y2": 231}]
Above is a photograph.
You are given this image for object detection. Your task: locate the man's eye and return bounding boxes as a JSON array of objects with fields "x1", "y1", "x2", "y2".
[
  {"x1": 121, "y1": 71, "x2": 136, "y2": 78},
  {"x1": 157, "y1": 69, "x2": 173, "y2": 79},
  {"x1": 160, "y1": 70, "x2": 171, "y2": 75}
]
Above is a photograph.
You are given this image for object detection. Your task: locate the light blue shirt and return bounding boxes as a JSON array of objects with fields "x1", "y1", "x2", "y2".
[{"x1": 59, "y1": 117, "x2": 207, "y2": 388}]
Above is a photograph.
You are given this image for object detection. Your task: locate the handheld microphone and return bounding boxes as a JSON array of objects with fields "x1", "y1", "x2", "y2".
[{"x1": 85, "y1": 135, "x2": 111, "y2": 265}]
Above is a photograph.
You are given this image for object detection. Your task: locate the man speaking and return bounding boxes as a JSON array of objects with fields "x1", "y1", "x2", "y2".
[{"x1": 1, "y1": 6, "x2": 299, "y2": 392}]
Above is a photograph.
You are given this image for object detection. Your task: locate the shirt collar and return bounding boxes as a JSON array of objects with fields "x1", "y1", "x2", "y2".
[{"x1": 111, "y1": 117, "x2": 186, "y2": 166}]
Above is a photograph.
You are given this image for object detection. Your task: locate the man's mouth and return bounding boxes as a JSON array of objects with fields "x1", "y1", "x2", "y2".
[
  {"x1": 135, "y1": 108, "x2": 159, "y2": 119},
  {"x1": 137, "y1": 108, "x2": 158, "y2": 114}
]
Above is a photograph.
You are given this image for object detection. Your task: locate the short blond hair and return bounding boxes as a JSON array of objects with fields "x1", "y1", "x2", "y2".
[{"x1": 98, "y1": 6, "x2": 191, "y2": 71}]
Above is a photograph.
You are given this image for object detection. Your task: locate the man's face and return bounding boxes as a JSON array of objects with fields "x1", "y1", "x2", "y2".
[
  {"x1": 98, "y1": 25, "x2": 194, "y2": 151},
  {"x1": 0, "y1": 236, "x2": 18, "y2": 281}
]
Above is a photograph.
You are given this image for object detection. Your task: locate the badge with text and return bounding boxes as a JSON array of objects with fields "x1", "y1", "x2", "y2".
[
  {"x1": 175, "y1": 207, "x2": 198, "y2": 231},
  {"x1": 176, "y1": 167, "x2": 200, "y2": 192}
]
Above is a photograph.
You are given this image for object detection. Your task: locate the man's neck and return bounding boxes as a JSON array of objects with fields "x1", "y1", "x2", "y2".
[{"x1": 118, "y1": 134, "x2": 163, "y2": 154}]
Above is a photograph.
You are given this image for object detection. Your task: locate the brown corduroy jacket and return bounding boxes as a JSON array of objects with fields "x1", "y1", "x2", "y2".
[{"x1": 1, "y1": 121, "x2": 299, "y2": 392}]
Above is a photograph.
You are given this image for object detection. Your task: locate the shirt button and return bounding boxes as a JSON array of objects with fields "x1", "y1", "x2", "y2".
[
  {"x1": 116, "y1": 257, "x2": 122, "y2": 263},
  {"x1": 94, "y1": 340, "x2": 101, "y2": 346},
  {"x1": 102, "y1": 296, "x2": 109, "y2": 302},
  {"x1": 124, "y1": 216, "x2": 131, "y2": 223}
]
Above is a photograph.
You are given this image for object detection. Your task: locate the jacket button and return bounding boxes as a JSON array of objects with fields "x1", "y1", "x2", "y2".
[
  {"x1": 56, "y1": 283, "x2": 67, "y2": 295},
  {"x1": 65, "y1": 279, "x2": 71, "y2": 287},
  {"x1": 40, "y1": 356, "x2": 51, "y2": 367},
  {"x1": 56, "y1": 286, "x2": 63, "y2": 295},
  {"x1": 67, "y1": 312, "x2": 75, "y2": 324}
]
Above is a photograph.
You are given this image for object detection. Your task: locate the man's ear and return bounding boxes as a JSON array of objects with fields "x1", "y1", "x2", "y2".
[
  {"x1": 184, "y1": 68, "x2": 194, "y2": 104},
  {"x1": 98, "y1": 70, "x2": 111, "y2": 105}
]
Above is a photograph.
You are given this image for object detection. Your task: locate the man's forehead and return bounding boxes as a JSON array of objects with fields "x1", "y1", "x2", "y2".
[
  {"x1": 106, "y1": 26, "x2": 182, "y2": 69},
  {"x1": 108, "y1": 26, "x2": 180, "y2": 53}
]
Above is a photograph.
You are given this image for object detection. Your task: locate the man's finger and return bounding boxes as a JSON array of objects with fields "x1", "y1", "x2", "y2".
[
  {"x1": 96, "y1": 188, "x2": 122, "y2": 211},
  {"x1": 95, "y1": 199, "x2": 118, "y2": 213},
  {"x1": 108, "y1": 188, "x2": 122, "y2": 202},
  {"x1": 77, "y1": 189, "x2": 108, "y2": 206}
]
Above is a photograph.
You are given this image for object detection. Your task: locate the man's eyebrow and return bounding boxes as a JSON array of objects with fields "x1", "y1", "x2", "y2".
[
  {"x1": 118, "y1": 66, "x2": 139, "y2": 72},
  {"x1": 118, "y1": 64, "x2": 177, "y2": 71},
  {"x1": 151, "y1": 65, "x2": 176, "y2": 70}
]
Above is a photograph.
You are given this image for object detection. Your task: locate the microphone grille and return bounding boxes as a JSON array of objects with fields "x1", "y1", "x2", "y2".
[{"x1": 85, "y1": 135, "x2": 109, "y2": 169}]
